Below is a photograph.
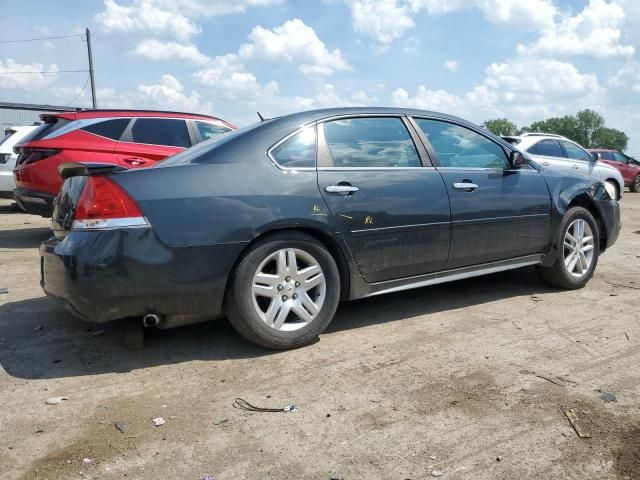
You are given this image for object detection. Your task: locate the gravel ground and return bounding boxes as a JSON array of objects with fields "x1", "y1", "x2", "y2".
[{"x1": 0, "y1": 194, "x2": 639, "y2": 480}]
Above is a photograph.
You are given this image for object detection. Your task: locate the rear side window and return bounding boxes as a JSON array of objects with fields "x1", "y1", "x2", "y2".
[
  {"x1": 612, "y1": 152, "x2": 628, "y2": 163},
  {"x1": 560, "y1": 141, "x2": 591, "y2": 161},
  {"x1": 415, "y1": 118, "x2": 507, "y2": 168},
  {"x1": 271, "y1": 126, "x2": 316, "y2": 168},
  {"x1": 195, "y1": 121, "x2": 232, "y2": 141},
  {"x1": 323, "y1": 117, "x2": 421, "y2": 168},
  {"x1": 527, "y1": 139, "x2": 564, "y2": 158},
  {"x1": 20, "y1": 118, "x2": 70, "y2": 143},
  {"x1": 81, "y1": 118, "x2": 130, "y2": 140},
  {"x1": 130, "y1": 118, "x2": 190, "y2": 148}
]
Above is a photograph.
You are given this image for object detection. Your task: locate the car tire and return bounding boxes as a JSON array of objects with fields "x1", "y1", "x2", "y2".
[
  {"x1": 226, "y1": 231, "x2": 341, "y2": 349},
  {"x1": 631, "y1": 175, "x2": 640, "y2": 193},
  {"x1": 537, "y1": 207, "x2": 600, "y2": 290}
]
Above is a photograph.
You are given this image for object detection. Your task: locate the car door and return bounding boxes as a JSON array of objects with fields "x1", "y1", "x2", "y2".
[
  {"x1": 114, "y1": 118, "x2": 193, "y2": 168},
  {"x1": 316, "y1": 116, "x2": 451, "y2": 283},
  {"x1": 559, "y1": 140, "x2": 593, "y2": 178},
  {"x1": 412, "y1": 117, "x2": 551, "y2": 269},
  {"x1": 526, "y1": 139, "x2": 573, "y2": 172},
  {"x1": 612, "y1": 152, "x2": 634, "y2": 184}
]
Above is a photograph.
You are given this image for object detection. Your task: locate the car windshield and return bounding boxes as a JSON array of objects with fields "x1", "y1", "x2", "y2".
[{"x1": 155, "y1": 122, "x2": 262, "y2": 167}]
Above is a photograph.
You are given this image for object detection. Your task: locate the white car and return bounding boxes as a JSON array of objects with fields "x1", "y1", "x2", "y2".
[
  {"x1": 502, "y1": 133, "x2": 625, "y2": 200},
  {"x1": 0, "y1": 125, "x2": 37, "y2": 198}
]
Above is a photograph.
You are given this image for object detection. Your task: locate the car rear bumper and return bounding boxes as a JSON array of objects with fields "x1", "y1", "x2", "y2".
[
  {"x1": 596, "y1": 198, "x2": 621, "y2": 250},
  {"x1": 40, "y1": 228, "x2": 248, "y2": 326},
  {"x1": 14, "y1": 188, "x2": 55, "y2": 217}
]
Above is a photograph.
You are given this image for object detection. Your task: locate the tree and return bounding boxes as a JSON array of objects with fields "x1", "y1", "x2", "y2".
[
  {"x1": 523, "y1": 115, "x2": 578, "y2": 140},
  {"x1": 592, "y1": 127, "x2": 629, "y2": 151},
  {"x1": 575, "y1": 109, "x2": 605, "y2": 147},
  {"x1": 482, "y1": 118, "x2": 518, "y2": 136}
]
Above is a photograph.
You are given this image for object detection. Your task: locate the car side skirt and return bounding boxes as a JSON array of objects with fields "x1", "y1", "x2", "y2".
[{"x1": 359, "y1": 254, "x2": 542, "y2": 298}]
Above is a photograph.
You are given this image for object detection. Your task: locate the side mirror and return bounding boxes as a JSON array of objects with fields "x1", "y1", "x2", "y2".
[
  {"x1": 508, "y1": 150, "x2": 527, "y2": 169},
  {"x1": 590, "y1": 153, "x2": 599, "y2": 162}
]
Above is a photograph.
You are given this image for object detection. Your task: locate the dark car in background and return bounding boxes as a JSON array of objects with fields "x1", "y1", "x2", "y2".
[
  {"x1": 41, "y1": 107, "x2": 620, "y2": 349},
  {"x1": 13, "y1": 109, "x2": 235, "y2": 216},
  {"x1": 588, "y1": 149, "x2": 640, "y2": 193}
]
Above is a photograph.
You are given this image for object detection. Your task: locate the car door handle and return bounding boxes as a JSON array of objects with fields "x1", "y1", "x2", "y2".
[
  {"x1": 325, "y1": 185, "x2": 359, "y2": 195},
  {"x1": 572, "y1": 164, "x2": 580, "y2": 169},
  {"x1": 123, "y1": 157, "x2": 148, "y2": 166},
  {"x1": 452, "y1": 182, "x2": 479, "y2": 192},
  {"x1": 541, "y1": 160, "x2": 550, "y2": 166}
]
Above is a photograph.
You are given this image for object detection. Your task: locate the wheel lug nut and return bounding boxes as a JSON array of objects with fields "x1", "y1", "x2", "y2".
[
  {"x1": 292, "y1": 294, "x2": 298, "y2": 300},
  {"x1": 277, "y1": 285, "x2": 283, "y2": 291},
  {"x1": 282, "y1": 295, "x2": 288, "y2": 301},
  {"x1": 295, "y1": 281, "x2": 300, "y2": 287},
  {"x1": 285, "y1": 276, "x2": 291, "y2": 282}
]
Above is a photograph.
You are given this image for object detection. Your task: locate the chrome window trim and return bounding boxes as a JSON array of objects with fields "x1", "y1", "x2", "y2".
[{"x1": 317, "y1": 166, "x2": 436, "y2": 171}]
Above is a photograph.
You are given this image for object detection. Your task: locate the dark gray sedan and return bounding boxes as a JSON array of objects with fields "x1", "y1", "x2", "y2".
[{"x1": 41, "y1": 108, "x2": 620, "y2": 349}]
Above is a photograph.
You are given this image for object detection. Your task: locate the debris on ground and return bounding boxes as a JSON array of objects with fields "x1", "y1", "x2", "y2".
[
  {"x1": 153, "y1": 417, "x2": 166, "y2": 427},
  {"x1": 232, "y1": 397, "x2": 295, "y2": 412},
  {"x1": 625, "y1": 332, "x2": 630, "y2": 341},
  {"x1": 199, "y1": 476, "x2": 215, "y2": 480},
  {"x1": 564, "y1": 409, "x2": 591, "y2": 438},
  {"x1": 33, "y1": 325, "x2": 43, "y2": 332},
  {"x1": 212, "y1": 419, "x2": 228, "y2": 425},
  {"x1": 530, "y1": 295, "x2": 542, "y2": 302},
  {"x1": 45, "y1": 396, "x2": 68, "y2": 405},
  {"x1": 431, "y1": 470, "x2": 444, "y2": 477},
  {"x1": 82, "y1": 458, "x2": 93, "y2": 465},
  {"x1": 599, "y1": 391, "x2": 618, "y2": 403},
  {"x1": 0, "y1": 287, "x2": 8, "y2": 294},
  {"x1": 91, "y1": 330, "x2": 105, "y2": 337},
  {"x1": 114, "y1": 421, "x2": 128, "y2": 433}
]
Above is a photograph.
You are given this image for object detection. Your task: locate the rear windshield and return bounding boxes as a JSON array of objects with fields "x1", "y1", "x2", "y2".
[
  {"x1": 20, "y1": 118, "x2": 70, "y2": 143},
  {"x1": 155, "y1": 122, "x2": 261, "y2": 167}
]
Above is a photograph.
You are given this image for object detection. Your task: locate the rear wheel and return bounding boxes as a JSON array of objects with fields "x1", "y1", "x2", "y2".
[
  {"x1": 537, "y1": 207, "x2": 600, "y2": 289},
  {"x1": 631, "y1": 175, "x2": 640, "y2": 193},
  {"x1": 226, "y1": 232, "x2": 341, "y2": 349}
]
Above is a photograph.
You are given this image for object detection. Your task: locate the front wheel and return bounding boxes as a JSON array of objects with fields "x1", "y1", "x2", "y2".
[
  {"x1": 537, "y1": 207, "x2": 600, "y2": 289},
  {"x1": 226, "y1": 232, "x2": 341, "y2": 349},
  {"x1": 630, "y1": 175, "x2": 640, "y2": 193}
]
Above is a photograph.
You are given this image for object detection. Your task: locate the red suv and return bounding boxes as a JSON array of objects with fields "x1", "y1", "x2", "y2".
[
  {"x1": 588, "y1": 149, "x2": 640, "y2": 193},
  {"x1": 13, "y1": 110, "x2": 235, "y2": 216}
]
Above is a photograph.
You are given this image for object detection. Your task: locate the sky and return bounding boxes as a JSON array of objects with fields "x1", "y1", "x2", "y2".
[{"x1": 1, "y1": 0, "x2": 640, "y2": 154}]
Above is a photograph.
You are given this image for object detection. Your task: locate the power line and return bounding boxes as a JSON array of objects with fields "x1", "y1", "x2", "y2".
[
  {"x1": 65, "y1": 76, "x2": 91, "y2": 107},
  {"x1": 0, "y1": 69, "x2": 88, "y2": 75},
  {"x1": 0, "y1": 34, "x2": 83, "y2": 44}
]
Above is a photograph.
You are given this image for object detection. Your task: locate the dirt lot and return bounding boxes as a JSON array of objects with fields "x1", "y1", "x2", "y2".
[{"x1": 0, "y1": 195, "x2": 639, "y2": 480}]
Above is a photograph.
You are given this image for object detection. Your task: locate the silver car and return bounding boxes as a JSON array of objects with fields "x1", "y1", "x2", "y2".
[
  {"x1": 0, "y1": 125, "x2": 37, "y2": 198},
  {"x1": 502, "y1": 133, "x2": 625, "y2": 200}
]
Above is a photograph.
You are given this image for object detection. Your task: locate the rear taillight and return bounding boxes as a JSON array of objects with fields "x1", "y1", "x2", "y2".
[
  {"x1": 72, "y1": 176, "x2": 148, "y2": 230},
  {"x1": 15, "y1": 147, "x2": 61, "y2": 165}
]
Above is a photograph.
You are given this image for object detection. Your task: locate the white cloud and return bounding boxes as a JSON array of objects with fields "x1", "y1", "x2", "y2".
[
  {"x1": 0, "y1": 60, "x2": 59, "y2": 90},
  {"x1": 97, "y1": 75, "x2": 214, "y2": 113},
  {"x1": 392, "y1": 58, "x2": 604, "y2": 124},
  {"x1": 314, "y1": 83, "x2": 378, "y2": 107},
  {"x1": 347, "y1": 0, "x2": 556, "y2": 44},
  {"x1": 132, "y1": 39, "x2": 210, "y2": 65},
  {"x1": 349, "y1": 0, "x2": 414, "y2": 45},
  {"x1": 444, "y1": 60, "x2": 458, "y2": 72},
  {"x1": 239, "y1": 19, "x2": 350, "y2": 76},
  {"x1": 518, "y1": 0, "x2": 634, "y2": 59},
  {"x1": 95, "y1": 0, "x2": 200, "y2": 41},
  {"x1": 153, "y1": 0, "x2": 282, "y2": 16}
]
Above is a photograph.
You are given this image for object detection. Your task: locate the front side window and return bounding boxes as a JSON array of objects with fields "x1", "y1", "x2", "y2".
[
  {"x1": 414, "y1": 118, "x2": 507, "y2": 168},
  {"x1": 612, "y1": 152, "x2": 628, "y2": 163},
  {"x1": 81, "y1": 118, "x2": 130, "y2": 140},
  {"x1": 130, "y1": 118, "x2": 190, "y2": 148},
  {"x1": 322, "y1": 117, "x2": 421, "y2": 168},
  {"x1": 560, "y1": 141, "x2": 591, "y2": 161},
  {"x1": 195, "y1": 121, "x2": 233, "y2": 141},
  {"x1": 271, "y1": 125, "x2": 316, "y2": 168},
  {"x1": 527, "y1": 139, "x2": 564, "y2": 158}
]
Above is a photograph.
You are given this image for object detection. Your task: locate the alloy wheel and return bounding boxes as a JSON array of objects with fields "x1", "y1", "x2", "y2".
[
  {"x1": 251, "y1": 248, "x2": 326, "y2": 331},
  {"x1": 563, "y1": 219, "x2": 595, "y2": 278}
]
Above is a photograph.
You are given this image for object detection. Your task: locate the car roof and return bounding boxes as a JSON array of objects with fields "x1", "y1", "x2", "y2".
[
  {"x1": 42, "y1": 109, "x2": 233, "y2": 126},
  {"x1": 587, "y1": 148, "x2": 616, "y2": 152}
]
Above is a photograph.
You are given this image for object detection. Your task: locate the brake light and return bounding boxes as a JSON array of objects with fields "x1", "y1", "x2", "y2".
[{"x1": 72, "y1": 176, "x2": 148, "y2": 230}]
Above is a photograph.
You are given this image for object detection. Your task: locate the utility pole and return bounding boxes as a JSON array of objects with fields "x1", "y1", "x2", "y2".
[{"x1": 85, "y1": 28, "x2": 97, "y2": 108}]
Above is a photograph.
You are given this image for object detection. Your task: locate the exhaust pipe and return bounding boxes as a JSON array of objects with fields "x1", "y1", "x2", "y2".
[{"x1": 142, "y1": 313, "x2": 161, "y2": 327}]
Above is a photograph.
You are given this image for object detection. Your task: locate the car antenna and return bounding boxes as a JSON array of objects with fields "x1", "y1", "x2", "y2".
[{"x1": 257, "y1": 111, "x2": 265, "y2": 122}]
